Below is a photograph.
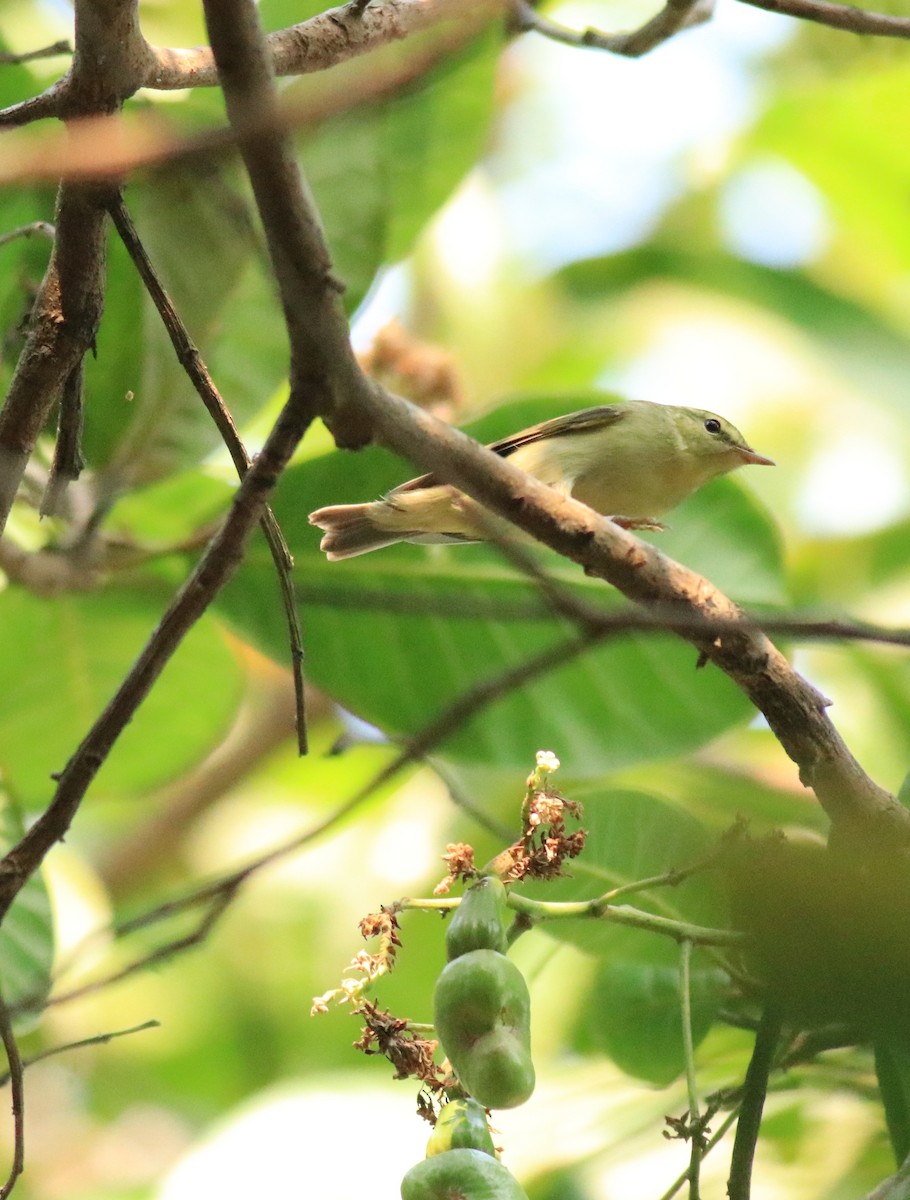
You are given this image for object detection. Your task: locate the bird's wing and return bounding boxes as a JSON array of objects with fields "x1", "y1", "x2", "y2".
[{"x1": 388, "y1": 405, "x2": 627, "y2": 497}]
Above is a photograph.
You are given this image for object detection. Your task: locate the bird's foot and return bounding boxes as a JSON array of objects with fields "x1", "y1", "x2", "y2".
[{"x1": 611, "y1": 515, "x2": 667, "y2": 532}]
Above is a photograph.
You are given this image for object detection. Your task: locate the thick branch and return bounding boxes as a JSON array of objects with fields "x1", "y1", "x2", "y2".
[
  {"x1": 343, "y1": 392, "x2": 907, "y2": 849},
  {"x1": 0, "y1": 0, "x2": 501, "y2": 131},
  {"x1": 202, "y1": 0, "x2": 374, "y2": 446},
  {"x1": 146, "y1": 0, "x2": 500, "y2": 89},
  {"x1": 188, "y1": 1, "x2": 906, "y2": 851},
  {"x1": 0, "y1": 182, "x2": 107, "y2": 535}
]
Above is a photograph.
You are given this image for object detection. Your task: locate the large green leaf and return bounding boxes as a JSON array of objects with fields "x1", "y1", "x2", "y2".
[
  {"x1": 291, "y1": 29, "x2": 501, "y2": 312},
  {"x1": 528, "y1": 789, "x2": 727, "y2": 1084},
  {"x1": 557, "y1": 245, "x2": 910, "y2": 408},
  {"x1": 217, "y1": 396, "x2": 785, "y2": 772},
  {"x1": 0, "y1": 798, "x2": 54, "y2": 1026},
  {"x1": 522, "y1": 788, "x2": 728, "y2": 950},
  {"x1": 0, "y1": 586, "x2": 243, "y2": 809},
  {"x1": 575, "y1": 935, "x2": 725, "y2": 1086},
  {"x1": 752, "y1": 63, "x2": 910, "y2": 288},
  {"x1": 84, "y1": 161, "x2": 263, "y2": 486}
]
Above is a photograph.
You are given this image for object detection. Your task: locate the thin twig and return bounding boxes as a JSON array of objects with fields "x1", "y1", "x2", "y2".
[
  {"x1": 0, "y1": 40, "x2": 72, "y2": 66},
  {"x1": 300, "y1": 570, "x2": 910, "y2": 653},
  {"x1": 680, "y1": 940, "x2": 703, "y2": 1200},
  {"x1": 0, "y1": 83, "x2": 69, "y2": 128},
  {"x1": 512, "y1": 0, "x2": 714, "y2": 57},
  {"x1": 736, "y1": 0, "x2": 910, "y2": 37},
  {"x1": 41, "y1": 358, "x2": 85, "y2": 517},
  {"x1": 0, "y1": 222, "x2": 55, "y2": 248},
  {"x1": 0, "y1": 993, "x2": 24, "y2": 1200},
  {"x1": 657, "y1": 1108, "x2": 741, "y2": 1200},
  {"x1": 866, "y1": 1152, "x2": 910, "y2": 1200},
  {"x1": 98, "y1": 676, "x2": 299, "y2": 897},
  {"x1": 45, "y1": 886, "x2": 239, "y2": 1009},
  {"x1": 0, "y1": 331, "x2": 325, "y2": 923},
  {"x1": 0, "y1": 1020, "x2": 159, "y2": 1087},
  {"x1": 105, "y1": 192, "x2": 308, "y2": 755}
]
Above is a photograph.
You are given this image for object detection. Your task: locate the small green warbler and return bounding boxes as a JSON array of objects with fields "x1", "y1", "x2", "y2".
[{"x1": 309, "y1": 400, "x2": 774, "y2": 560}]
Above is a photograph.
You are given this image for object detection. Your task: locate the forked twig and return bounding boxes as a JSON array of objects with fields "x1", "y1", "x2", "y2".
[
  {"x1": 512, "y1": 0, "x2": 714, "y2": 57},
  {"x1": 105, "y1": 192, "x2": 308, "y2": 755},
  {"x1": 0, "y1": 993, "x2": 24, "y2": 1200}
]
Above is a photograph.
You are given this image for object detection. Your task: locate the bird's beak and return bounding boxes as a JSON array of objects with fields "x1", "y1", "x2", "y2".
[{"x1": 737, "y1": 446, "x2": 775, "y2": 467}]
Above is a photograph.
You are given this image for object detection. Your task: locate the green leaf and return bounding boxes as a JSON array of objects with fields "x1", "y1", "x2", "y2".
[
  {"x1": 293, "y1": 30, "x2": 501, "y2": 312},
  {"x1": 0, "y1": 798, "x2": 54, "y2": 1025},
  {"x1": 381, "y1": 28, "x2": 501, "y2": 262},
  {"x1": 753, "y1": 63, "x2": 910, "y2": 286},
  {"x1": 0, "y1": 587, "x2": 244, "y2": 808},
  {"x1": 527, "y1": 789, "x2": 727, "y2": 1084},
  {"x1": 522, "y1": 788, "x2": 728, "y2": 951},
  {"x1": 557, "y1": 245, "x2": 910, "y2": 410},
  {"x1": 218, "y1": 396, "x2": 785, "y2": 772},
  {"x1": 294, "y1": 112, "x2": 388, "y2": 316},
  {"x1": 84, "y1": 161, "x2": 261, "y2": 486},
  {"x1": 874, "y1": 1037, "x2": 910, "y2": 1164},
  {"x1": 793, "y1": 518, "x2": 910, "y2": 606},
  {"x1": 575, "y1": 935, "x2": 725, "y2": 1086},
  {"x1": 105, "y1": 469, "x2": 233, "y2": 544}
]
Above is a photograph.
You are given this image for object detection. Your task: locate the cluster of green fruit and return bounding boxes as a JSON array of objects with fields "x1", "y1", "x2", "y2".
[{"x1": 401, "y1": 876, "x2": 535, "y2": 1199}]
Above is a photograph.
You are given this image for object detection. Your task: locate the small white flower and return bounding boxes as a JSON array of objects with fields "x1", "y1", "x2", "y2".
[{"x1": 536, "y1": 750, "x2": 560, "y2": 773}]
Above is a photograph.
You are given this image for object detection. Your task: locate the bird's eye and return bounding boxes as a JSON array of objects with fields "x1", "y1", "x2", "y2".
[{"x1": 704, "y1": 418, "x2": 722, "y2": 435}]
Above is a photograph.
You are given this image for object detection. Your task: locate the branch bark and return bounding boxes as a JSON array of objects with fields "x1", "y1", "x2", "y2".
[
  {"x1": 147, "y1": 0, "x2": 500, "y2": 89},
  {"x1": 0, "y1": 182, "x2": 107, "y2": 534}
]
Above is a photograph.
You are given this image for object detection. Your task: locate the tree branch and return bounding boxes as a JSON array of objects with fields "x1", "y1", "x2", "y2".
[
  {"x1": 201, "y1": 0, "x2": 375, "y2": 448},
  {"x1": 0, "y1": 40, "x2": 71, "y2": 66},
  {"x1": 0, "y1": 181, "x2": 107, "y2": 536},
  {"x1": 105, "y1": 192, "x2": 308, "y2": 754},
  {"x1": 323, "y1": 390, "x2": 909, "y2": 851},
  {"x1": 0, "y1": 994, "x2": 24, "y2": 1200},
  {"x1": 868, "y1": 1153, "x2": 910, "y2": 1200},
  {"x1": 727, "y1": 1006, "x2": 782, "y2": 1200},
  {"x1": 512, "y1": 0, "x2": 910, "y2": 53},
  {"x1": 735, "y1": 0, "x2": 910, "y2": 37},
  {"x1": 145, "y1": 0, "x2": 501, "y2": 89},
  {"x1": 192, "y1": 0, "x2": 907, "y2": 852},
  {"x1": 511, "y1": 0, "x2": 714, "y2": 57}
]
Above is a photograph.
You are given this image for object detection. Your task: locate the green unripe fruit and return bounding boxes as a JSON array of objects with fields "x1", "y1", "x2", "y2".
[
  {"x1": 401, "y1": 1149, "x2": 528, "y2": 1199},
  {"x1": 446, "y1": 877, "x2": 509, "y2": 961},
  {"x1": 434, "y1": 949, "x2": 535, "y2": 1110},
  {"x1": 426, "y1": 1099, "x2": 497, "y2": 1159}
]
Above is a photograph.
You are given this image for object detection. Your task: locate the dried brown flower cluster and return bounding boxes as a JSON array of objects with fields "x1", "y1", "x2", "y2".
[
  {"x1": 354, "y1": 1000, "x2": 444, "y2": 1088},
  {"x1": 357, "y1": 321, "x2": 463, "y2": 422}
]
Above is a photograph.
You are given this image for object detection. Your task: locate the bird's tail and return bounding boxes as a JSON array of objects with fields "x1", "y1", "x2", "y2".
[{"x1": 308, "y1": 503, "x2": 407, "y2": 561}]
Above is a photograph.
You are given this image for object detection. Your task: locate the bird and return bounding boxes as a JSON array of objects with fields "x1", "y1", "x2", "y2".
[{"x1": 309, "y1": 399, "x2": 774, "y2": 561}]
